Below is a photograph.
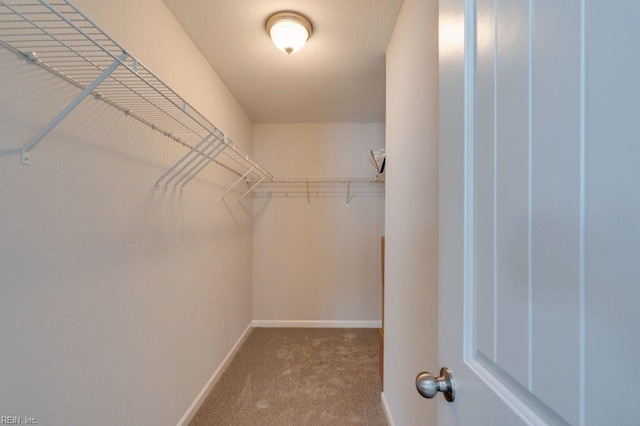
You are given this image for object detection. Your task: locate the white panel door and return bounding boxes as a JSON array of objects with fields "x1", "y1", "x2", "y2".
[{"x1": 437, "y1": 0, "x2": 640, "y2": 425}]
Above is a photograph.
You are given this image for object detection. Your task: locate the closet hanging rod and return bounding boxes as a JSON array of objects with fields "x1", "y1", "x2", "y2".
[
  {"x1": 250, "y1": 176, "x2": 385, "y2": 205},
  {"x1": 252, "y1": 176, "x2": 385, "y2": 185}
]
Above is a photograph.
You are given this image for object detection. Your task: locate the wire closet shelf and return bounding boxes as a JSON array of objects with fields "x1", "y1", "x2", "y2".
[
  {"x1": 251, "y1": 176, "x2": 385, "y2": 205},
  {"x1": 0, "y1": 0, "x2": 384, "y2": 200},
  {"x1": 0, "y1": 0, "x2": 273, "y2": 194}
]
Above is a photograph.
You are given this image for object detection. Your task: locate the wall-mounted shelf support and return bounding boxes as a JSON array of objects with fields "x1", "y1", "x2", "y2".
[
  {"x1": 21, "y1": 51, "x2": 128, "y2": 165},
  {"x1": 155, "y1": 133, "x2": 214, "y2": 189},
  {"x1": 222, "y1": 166, "x2": 255, "y2": 200},
  {"x1": 155, "y1": 132, "x2": 235, "y2": 193},
  {"x1": 239, "y1": 176, "x2": 266, "y2": 202},
  {"x1": 170, "y1": 138, "x2": 226, "y2": 193}
]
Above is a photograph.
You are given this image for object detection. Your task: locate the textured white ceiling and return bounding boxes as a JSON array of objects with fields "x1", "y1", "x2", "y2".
[{"x1": 161, "y1": 0, "x2": 403, "y2": 123}]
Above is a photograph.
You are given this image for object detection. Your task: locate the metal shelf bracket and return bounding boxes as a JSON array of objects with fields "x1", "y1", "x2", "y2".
[
  {"x1": 239, "y1": 176, "x2": 266, "y2": 202},
  {"x1": 20, "y1": 52, "x2": 128, "y2": 165},
  {"x1": 222, "y1": 166, "x2": 255, "y2": 200}
]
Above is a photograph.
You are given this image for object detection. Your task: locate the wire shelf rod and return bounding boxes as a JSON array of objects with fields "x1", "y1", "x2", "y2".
[
  {"x1": 221, "y1": 166, "x2": 255, "y2": 200},
  {"x1": 0, "y1": 2, "x2": 116, "y2": 72},
  {"x1": 161, "y1": 138, "x2": 223, "y2": 190},
  {"x1": 154, "y1": 133, "x2": 213, "y2": 188},
  {"x1": 36, "y1": 0, "x2": 124, "y2": 57},
  {"x1": 256, "y1": 177, "x2": 384, "y2": 185},
  {"x1": 174, "y1": 141, "x2": 228, "y2": 192}
]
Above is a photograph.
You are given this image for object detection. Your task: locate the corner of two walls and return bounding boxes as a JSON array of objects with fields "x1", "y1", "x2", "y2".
[
  {"x1": 0, "y1": 0, "x2": 253, "y2": 424},
  {"x1": 384, "y1": 0, "x2": 439, "y2": 425},
  {"x1": 251, "y1": 123, "x2": 386, "y2": 325}
]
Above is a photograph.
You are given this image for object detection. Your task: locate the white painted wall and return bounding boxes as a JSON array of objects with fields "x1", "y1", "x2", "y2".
[
  {"x1": 384, "y1": 0, "x2": 439, "y2": 424},
  {"x1": 0, "y1": 0, "x2": 254, "y2": 424},
  {"x1": 252, "y1": 123, "x2": 385, "y2": 323}
]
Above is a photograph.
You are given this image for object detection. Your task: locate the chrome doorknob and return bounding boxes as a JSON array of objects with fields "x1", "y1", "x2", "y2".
[{"x1": 416, "y1": 367, "x2": 455, "y2": 402}]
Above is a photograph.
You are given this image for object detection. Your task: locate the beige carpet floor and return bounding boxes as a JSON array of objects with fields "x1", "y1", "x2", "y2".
[{"x1": 190, "y1": 328, "x2": 387, "y2": 426}]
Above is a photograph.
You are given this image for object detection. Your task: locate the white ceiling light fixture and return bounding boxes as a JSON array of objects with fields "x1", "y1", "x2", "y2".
[{"x1": 265, "y1": 11, "x2": 313, "y2": 55}]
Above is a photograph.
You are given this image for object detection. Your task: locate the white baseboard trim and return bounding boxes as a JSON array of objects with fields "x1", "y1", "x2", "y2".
[
  {"x1": 252, "y1": 320, "x2": 382, "y2": 328},
  {"x1": 176, "y1": 322, "x2": 253, "y2": 426},
  {"x1": 381, "y1": 392, "x2": 396, "y2": 426}
]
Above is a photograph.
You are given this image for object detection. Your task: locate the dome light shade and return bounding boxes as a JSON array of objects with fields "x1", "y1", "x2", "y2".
[{"x1": 266, "y1": 12, "x2": 313, "y2": 55}]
